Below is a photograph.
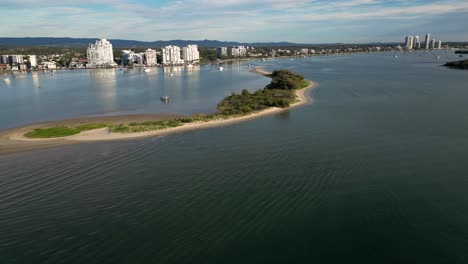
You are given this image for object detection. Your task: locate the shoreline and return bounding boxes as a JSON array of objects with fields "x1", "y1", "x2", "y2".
[{"x1": 1, "y1": 69, "x2": 318, "y2": 154}]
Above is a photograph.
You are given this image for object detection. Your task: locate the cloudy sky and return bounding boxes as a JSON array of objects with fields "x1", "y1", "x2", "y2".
[{"x1": 0, "y1": 0, "x2": 467, "y2": 43}]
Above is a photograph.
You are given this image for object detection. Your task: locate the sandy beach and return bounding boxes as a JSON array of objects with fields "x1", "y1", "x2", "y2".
[{"x1": 1, "y1": 69, "x2": 318, "y2": 155}]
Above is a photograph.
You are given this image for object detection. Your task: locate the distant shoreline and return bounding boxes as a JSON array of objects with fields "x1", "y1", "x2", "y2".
[{"x1": 0, "y1": 68, "x2": 318, "y2": 155}]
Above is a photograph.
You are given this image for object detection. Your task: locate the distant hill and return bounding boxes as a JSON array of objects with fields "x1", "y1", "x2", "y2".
[{"x1": 0, "y1": 37, "x2": 301, "y2": 48}]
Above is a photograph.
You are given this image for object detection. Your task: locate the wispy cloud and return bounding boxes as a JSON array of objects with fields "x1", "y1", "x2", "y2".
[{"x1": 0, "y1": 0, "x2": 466, "y2": 43}]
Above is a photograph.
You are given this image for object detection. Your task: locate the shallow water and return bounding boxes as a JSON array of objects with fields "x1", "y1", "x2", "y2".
[{"x1": 1, "y1": 51, "x2": 468, "y2": 263}]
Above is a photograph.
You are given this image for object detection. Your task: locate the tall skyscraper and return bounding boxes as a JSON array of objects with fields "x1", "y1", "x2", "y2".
[
  {"x1": 182, "y1": 45, "x2": 200, "y2": 63},
  {"x1": 162, "y1": 45, "x2": 182, "y2": 65},
  {"x1": 424, "y1": 33, "x2": 431, "y2": 49},
  {"x1": 413, "y1": 36, "x2": 420, "y2": 49},
  {"x1": 86, "y1": 39, "x2": 117, "y2": 67},
  {"x1": 430, "y1": 39, "x2": 435, "y2": 49},
  {"x1": 437, "y1": 40, "x2": 442, "y2": 49},
  {"x1": 405, "y1": 36, "x2": 414, "y2": 49},
  {"x1": 145, "y1": 49, "x2": 157, "y2": 65}
]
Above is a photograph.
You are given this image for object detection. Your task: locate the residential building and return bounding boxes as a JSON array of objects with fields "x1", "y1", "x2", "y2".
[
  {"x1": 86, "y1": 39, "x2": 117, "y2": 67},
  {"x1": 217, "y1": 47, "x2": 227, "y2": 58},
  {"x1": 230, "y1": 46, "x2": 247, "y2": 57},
  {"x1": 29, "y1": 55, "x2": 37, "y2": 67},
  {"x1": 430, "y1": 39, "x2": 436, "y2": 49},
  {"x1": 145, "y1": 49, "x2": 157, "y2": 65},
  {"x1": 0, "y1": 55, "x2": 9, "y2": 64},
  {"x1": 425, "y1": 33, "x2": 431, "y2": 49},
  {"x1": 405, "y1": 36, "x2": 414, "y2": 49},
  {"x1": 437, "y1": 40, "x2": 442, "y2": 49},
  {"x1": 413, "y1": 36, "x2": 420, "y2": 49},
  {"x1": 42, "y1": 61, "x2": 57, "y2": 69},
  {"x1": 182, "y1": 45, "x2": 200, "y2": 63},
  {"x1": 162, "y1": 45, "x2": 182, "y2": 65},
  {"x1": 301, "y1": 49, "x2": 309, "y2": 55}
]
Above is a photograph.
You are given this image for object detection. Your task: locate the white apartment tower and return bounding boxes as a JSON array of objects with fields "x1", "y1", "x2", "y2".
[
  {"x1": 162, "y1": 45, "x2": 182, "y2": 65},
  {"x1": 437, "y1": 40, "x2": 442, "y2": 49},
  {"x1": 413, "y1": 36, "x2": 420, "y2": 49},
  {"x1": 145, "y1": 49, "x2": 157, "y2": 65},
  {"x1": 424, "y1": 33, "x2": 431, "y2": 49},
  {"x1": 87, "y1": 39, "x2": 117, "y2": 67},
  {"x1": 430, "y1": 39, "x2": 436, "y2": 49},
  {"x1": 405, "y1": 36, "x2": 414, "y2": 50},
  {"x1": 217, "y1": 47, "x2": 227, "y2": 58},
  {"x1": 182, "y1": 45, "x2": 200, "y2": 63},
  {"x1": 231, "y1": 46, "x2": 247, "y2": 57},
  {"x1": 29, "y1": 55, "x2": 37, "y2": 67}
]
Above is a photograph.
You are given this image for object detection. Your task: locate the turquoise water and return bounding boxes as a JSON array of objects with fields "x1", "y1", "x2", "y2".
[{"x1": 1, "y1": 51, "x2": 468, "y2": 263}]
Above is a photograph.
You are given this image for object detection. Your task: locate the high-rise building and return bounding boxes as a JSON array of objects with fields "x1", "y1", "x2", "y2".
[
  {"x1": 413, "y1": 36, "x2": 420, "y2": 49},
  {"x1": 86, "y1": 39, "x2": 117, "y2": 67},
  {"x1": 162, "y1": 45, "x2": 182, "y2": 65},
  {"x1": 437, "y1": 40, "x2": 442, "y2": 49},
  {"x1": 182, "y1": 45, "x2": 200, "y2": 63},
  {"x1": 0, "y1": 55, "x2": 9, "y2": 64},
  {"x1": 217, "y1": 47, "x2": 227, "y2": 58},
  {"x1": 29, "y1": 55, "x2": 37, "y2": 67},
  {"x1": 425, "y1": 33, "x2": 431, "y2": 49},
  {"x1": 405, "y1": 36, "x2": 414, "y2": 49},
  {"x1": 145, "y1": 49, "x2": 157, "y2": 65},
  {"x1": 10, "y1": 55, "x2": 24, "y2": 64},
  {"x1": 230, "y1": 46, "x2": 247, "y2": 57},
  {"x1": 430, "y1": 39, "x2": 435, "y2": 49}
]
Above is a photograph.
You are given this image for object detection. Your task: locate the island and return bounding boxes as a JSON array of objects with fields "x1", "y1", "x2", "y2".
[
  {"x1": 0, "y1": 69, "x2": 317, "y2": 154},
  {"x1": 443, "y1": 59, "x2": 468, "y2": 70}
]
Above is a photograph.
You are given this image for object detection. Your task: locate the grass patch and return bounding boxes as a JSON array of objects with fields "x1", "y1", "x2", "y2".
[
  {"x1": 24, "y1": 126, "x2": 81, "y2": 138},
  {"x1": 75, "y1": 123, "x2": 108, "y2": 131}
]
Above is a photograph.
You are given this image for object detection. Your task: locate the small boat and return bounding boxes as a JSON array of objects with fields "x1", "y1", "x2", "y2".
[
  {"x1": 144, "y1": 68, "x2": 151, "y2": 73},
  {"x1": 3, "y1": 78, "x2": 11, "y2": 83},
  {"x1": 170, "y1": 73, "x2": 174, "y2": 77},
  {"x1": 160, "y1": 96, "x2": 169, "y2": 102},
  {"x1": 261, "y1": 58, "x2": 266, "y2": 62},
  {"x1": 394, "y1": 55, "x2": 398, "y2": 58},
  {"x1": 459, "y1": 55, "x2": 464, "y2": 58},
  {"x1": 218, "y1": 67, "x2": 224, "y2": 71},
  {"x1": 436, "y1": 56, "x2": 440, "y2": 59}
]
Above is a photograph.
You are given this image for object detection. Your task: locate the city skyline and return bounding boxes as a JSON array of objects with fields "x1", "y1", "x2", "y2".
[{"x1": 1, "y1": 0, "x2": 467, "y2": 43}]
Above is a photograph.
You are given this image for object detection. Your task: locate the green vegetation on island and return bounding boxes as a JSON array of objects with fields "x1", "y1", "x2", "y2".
[
  {"x1": 444, "y1": 59, "x2": 468, "y2": 70},
  {"x1": 25, "y1": 126, "x2": 81, "y2": 138},
  {"x1": 24, "y1": 70, "x2": 312, "y2": 137}
]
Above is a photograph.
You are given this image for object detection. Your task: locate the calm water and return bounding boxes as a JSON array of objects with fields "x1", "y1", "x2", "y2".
[{"x1": 1, "y1": 51, "x2": 468, "y2": 263}]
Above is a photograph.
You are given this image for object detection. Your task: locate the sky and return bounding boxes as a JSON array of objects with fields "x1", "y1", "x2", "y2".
[{"x1": 0, "y1": 0, "x2": 467, "y2": 43}]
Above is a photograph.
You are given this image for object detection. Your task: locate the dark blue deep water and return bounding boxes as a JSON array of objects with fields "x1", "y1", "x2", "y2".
[{"x1": 1, "y1": 51, "x2": 468, "y2": 263}]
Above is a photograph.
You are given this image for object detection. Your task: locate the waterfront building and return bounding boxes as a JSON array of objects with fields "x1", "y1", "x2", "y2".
[
  {"x1": 425, "y1": 33, "x2": 431, "y2": 49},
  {"x1": 29, "y1": 55, "x2": 37, "y2": 67},
  {"x1": 430, "y1": 39, "x2": 436, "y2": 49},
  {"x1": 301, "y1": 49, "x2": 309, "y2": 55},
  {"x1": 86, "y1": 39, "x2": 117, "y2": 67},
  {"x1": 182, "y1": 45, "x2": 200, "y2": 63},
  {"x1": 0, "y1": 55, "x2": 9, "y2": 64},
  {"x1": 217, "y1": 47, "x2": 228, "y2": 58},
  {"x1": 10, "y1": 55, "x2": 24, "y2": 64},
  {"x1": 413, "y1": 36, "x2": 420, "y2": 49},
  {"x1": 405, "y1": 36, "x2": 414, "y2": 49},
  {"x1": 42, "y1": 61, "x2": 57, "y2": 69},
  {"x1": 162, "y1": 45, "x2": 183, "y2": 65},
  {"x1": 230, "y1": 46, "x2": 247, "y2": 57},
  {"x1": 437, "y1": 40, "x2": 442, "y2": 49},
  {"x1": 145, "y1": 49, "x2": 157, "y2": 66}
]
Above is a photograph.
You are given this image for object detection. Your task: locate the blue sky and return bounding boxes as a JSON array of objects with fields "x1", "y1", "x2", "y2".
[{"x1": 0, "y1": 0, "x2": 467, "y2": 43}]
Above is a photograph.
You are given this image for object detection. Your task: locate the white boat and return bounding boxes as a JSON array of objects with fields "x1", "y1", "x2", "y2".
[
  {"x1": 160, "y1": 96, "x2": 169, "y2": 102},
  {"x1": 436, "y1": 56, "x2": 440, "y2": 59},
  {"x1": 3, "y1": 78, "x2": 11, "y2": 83},
  {"x1": 218, "y1": 66, "x2": 224, "y2": 71},
  {"x1": 394, "y1": 55, "x2": 398, "y2": 58},
  {"x1": 170, "y1": 73, "x2": 174, "y2": 77},
  {"x1": 144, "y1": 68, "x2": 151, "y2": 73},
  {"x1": 261, "y1": 58, "x2": 266, "y2": 62}
]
